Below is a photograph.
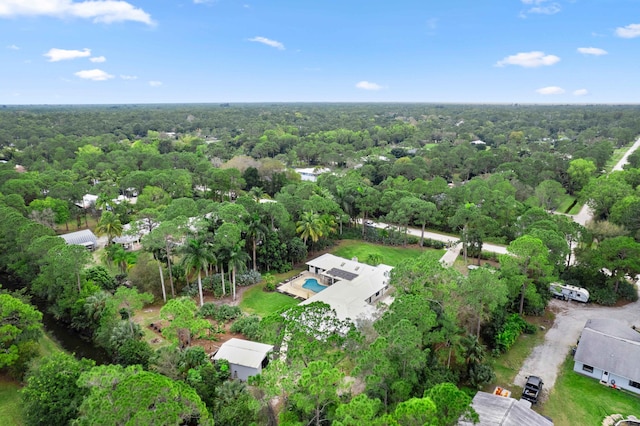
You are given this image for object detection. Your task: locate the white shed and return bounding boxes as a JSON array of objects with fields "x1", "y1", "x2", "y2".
[
  {"x1": 212, "y1": 338, "x2": 273, "y2": 381},
  {"x1": 59, "y1": 229, "x2": 98, "y2": 250}
]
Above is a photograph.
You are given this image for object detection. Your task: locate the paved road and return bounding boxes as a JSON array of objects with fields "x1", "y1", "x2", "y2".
[{"x1": 571, "y1": 136, "x2": 640, "y2": 226}]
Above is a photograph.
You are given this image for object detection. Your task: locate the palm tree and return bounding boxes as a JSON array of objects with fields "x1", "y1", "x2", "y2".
[
  {"x1": 95, "y1": 211, "x2": 123, "y2": 245},
  {"x1": 228, "y1": 243, "x2": 249, "y2": 301},
  {"x1": 84, "y1": 291, "x2": 110, "y2": 328},
  {"x1": 320, "y1": 214, "x2": 337, "y2": 237},
  {"x1": 246, "y1": 213, "x2": 268, "y2": 271},
  {"x1": 296, "y1": 211, "x2": 324, "y2": 246},
  {"x1": 180, "y1": 236, "x2": 215, "y2": 307}
]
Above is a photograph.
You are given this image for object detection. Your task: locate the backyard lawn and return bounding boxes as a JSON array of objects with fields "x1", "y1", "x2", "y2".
[{"x1": 239, "y1": 281, "x2": 300, "y2": 318}]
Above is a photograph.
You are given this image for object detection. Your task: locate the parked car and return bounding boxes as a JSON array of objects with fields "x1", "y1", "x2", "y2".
[{"x1": 521, "y1": 375, "x2": 543, "y2": 404}]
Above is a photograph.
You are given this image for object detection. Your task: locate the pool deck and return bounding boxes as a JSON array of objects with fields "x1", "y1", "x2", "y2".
[{"x1": 277, "y1": 271, "x2": 325, "y2": 300}]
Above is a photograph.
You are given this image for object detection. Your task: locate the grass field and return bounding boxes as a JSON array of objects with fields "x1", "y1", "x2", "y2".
[
  {"x1": 556, "y1": 195, "x2": 576, "y2": 214},
  {"x1": 540, "y1": 357, "x2": 640, "y2": 426},
  {"x1": 0, "y1": 333, "x2": 65, "y2": 426},
  {"x1": 330, "y1": 240, "x2": 440, "y2": 267},
  {"x1": 239, "y1": 282, "x2": 300, "y2": 317},
  {"x1": 0, "y1": 377, "x2": 22, "y2": 426}
]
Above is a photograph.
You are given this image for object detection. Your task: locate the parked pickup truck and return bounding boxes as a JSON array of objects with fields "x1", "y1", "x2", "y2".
[{"x1": 521, "y1": 375, "x2": 543, "y2": 404}]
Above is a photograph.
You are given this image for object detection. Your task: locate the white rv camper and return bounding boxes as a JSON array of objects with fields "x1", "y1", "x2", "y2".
[{"x1": 549, "y1": 283, "x2": 589, "y2": 302}]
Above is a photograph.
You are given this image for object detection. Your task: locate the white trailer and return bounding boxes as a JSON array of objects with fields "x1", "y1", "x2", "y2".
[{"x1": 549, "y1": 283, "x2": 589, "y2": 302}]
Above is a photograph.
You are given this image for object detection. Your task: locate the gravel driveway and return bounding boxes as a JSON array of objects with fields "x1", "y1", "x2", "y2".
[{"x1": 513, "y1": 288, "x2": 640, "y2": 397}]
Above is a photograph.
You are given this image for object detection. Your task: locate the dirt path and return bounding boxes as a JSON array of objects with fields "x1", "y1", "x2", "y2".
[{"x1": 513, "y1": 288, "x2": 640, "y2": 396}]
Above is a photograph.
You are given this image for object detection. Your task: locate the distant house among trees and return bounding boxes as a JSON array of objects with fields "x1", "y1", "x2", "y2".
[
  {"x1": 573, "y1": 319, "x2": 640, "y2": 395},
  {"x1": 212, "y1": 338, "x2": 273, "y2": 381},
  {"x1": 294, "y1": 167, "x2": 331, "y2": 182},
  {"x1": 59, "y1": 229, "x2": 98, "y2": 251}
]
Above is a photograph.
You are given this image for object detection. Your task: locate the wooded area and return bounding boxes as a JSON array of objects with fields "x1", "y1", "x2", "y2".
[{"x1": 2, "y1": 103, "x2": 640, "y2": 425}]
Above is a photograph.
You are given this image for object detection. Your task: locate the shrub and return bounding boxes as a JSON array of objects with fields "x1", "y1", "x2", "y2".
[
  {"x1": 230, "y1": 315, "x2": 261, "y2": 340},
  {"x1": 236, "y1": 270, "x2": 262, "y2": 287},
  {"x1": 199, "y1": 302, "x2": 218, "y2": 318},
  {"x1": 589, "y1": 287, "x2": 618, "y2": 306},
  {"x1": 263, "y1": 273, "x2": 276, "y2": 292},
  {"x1": 215, "y1": 305, "x2": 242, "y2": 322},
  {"x1": 618, "y1": 281, "x2": 639, "y2": 302},
  {"x1": 494, "y1": 314, "x2": 532, "y2": 353}
]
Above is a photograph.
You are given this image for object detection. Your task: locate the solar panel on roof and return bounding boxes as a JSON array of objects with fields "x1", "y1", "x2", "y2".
[{"x1": 325, "y1": 268, "x2": 359, "y2": 281}]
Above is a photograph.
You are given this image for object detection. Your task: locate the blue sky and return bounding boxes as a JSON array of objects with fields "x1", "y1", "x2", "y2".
[{"x1": 1, "y1": 0, "x2": 640, "y2": 104}]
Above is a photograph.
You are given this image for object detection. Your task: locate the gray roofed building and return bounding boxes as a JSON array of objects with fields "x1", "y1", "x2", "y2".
[
  {"x1": 59, "y1": 229, "x2": 98, "y2": 250},
  {"x1": 212, "y1": 338, "x2": 273, "y2": 381},
  {"x1": 458, "y1": 392, "x2": 553, "y2": 426},
  {"x1": 573, "y1": 318, "x2": 640, "y2": 394}
]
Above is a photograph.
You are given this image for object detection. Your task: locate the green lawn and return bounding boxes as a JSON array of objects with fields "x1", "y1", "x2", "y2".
[
  {"x1": 556, "y1": 195, "x2": 576, "y2": 214},
  {"x1": 0, "y1": 333, "x2": 64, "y2": 426},
  {"x1": 330, "y1": 240, "x2": 440, "y2": 267},
  {"x1": 541, "y1": 357, "x2": 640, "y2": 426},
  {"x1": 0, "y1": 377, "x2": 22, "y2": 426},
  {"x1": 239, "y1": 282, "x2": 300, "y2": 317}
]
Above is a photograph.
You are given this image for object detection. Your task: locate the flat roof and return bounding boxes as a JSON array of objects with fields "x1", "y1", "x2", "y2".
[
  {"x1": 212, "y1": 338, "x2": 273, "y2": 369},
  {"x1": 301, "y1": 254, "x2": 393, "y2": 323}
]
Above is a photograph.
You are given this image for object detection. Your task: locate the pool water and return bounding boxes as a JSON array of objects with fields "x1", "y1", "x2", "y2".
[{"x1": 302, "y1": 278, "x2": 327, "y2": 293}]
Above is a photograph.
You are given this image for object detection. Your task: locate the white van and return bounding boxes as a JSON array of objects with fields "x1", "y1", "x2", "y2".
[{"x1": 549, "y1": 283, "x2": 589, "y2": 302}]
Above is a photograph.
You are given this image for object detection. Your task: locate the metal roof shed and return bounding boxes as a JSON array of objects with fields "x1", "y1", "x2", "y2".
[
  {"x1": 212, "y1": 338, "x2": 273, "y2": 381},
  {"x1": 59, "y1": 229, "x2": 98, "y2": 250}
]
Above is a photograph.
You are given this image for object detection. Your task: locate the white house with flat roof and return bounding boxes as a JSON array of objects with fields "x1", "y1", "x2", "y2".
[
  {"x1": 300, "y1": 254, "x2": 393, "y2": 323},
  {"x1": 294, "y1": 167, "x2": 330, "y2": 182},
  {"x1": 212, "y1": 338, "x2": 273, "y2": 381}
]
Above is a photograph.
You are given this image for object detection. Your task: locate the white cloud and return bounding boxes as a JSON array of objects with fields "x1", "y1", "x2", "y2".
[
  {"x1": 577, "y1": 47, "x2": 607, "y2": 56},
  {"x1": 120, "y1": 74, "x2": 138, "y2": 80},
  {"x1": 7, "y1": 44, "x2": 19, "y2": 50},
  {"x1": 0, "y1": 0, "x2": 154, "y2": 25},
  {"x1": 573, "y1": 89, "x2": 588, "y2": 96},
  {"x1": 495, "y1": 51, "x2": 560, "y2": 67},
  {"x1": 536, "y1": 86, "x2": 565, "y2": 95},
  {"x1": 90, "y1": 55, "x2": 106, "y2": 63},
  {"x1": 248, "y1": 36, "x2": 285, "y2": 50},
  {"x1": 616, "y1": 23, "x2": 640, "y2": 38},
  {"x1": 44, "y1": 48, "x2": 91, "y2": 62},
  {"x1": 520, "y1": 0, "x2": 560, "y2": 16},
  {"x1": 149, "y1": 80, "x2": 162, "y2": 87},
  {"x1": 356, "y1": 81, "x2": 383, "y2": 91},
  {"x1": 74, "y1": 69, "x2": 114, "y2": 81}
]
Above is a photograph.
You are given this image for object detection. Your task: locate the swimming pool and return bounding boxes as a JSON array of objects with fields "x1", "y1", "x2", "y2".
[{"x1": 302, "y1": 278, "x2": 327, "y2": 293}]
